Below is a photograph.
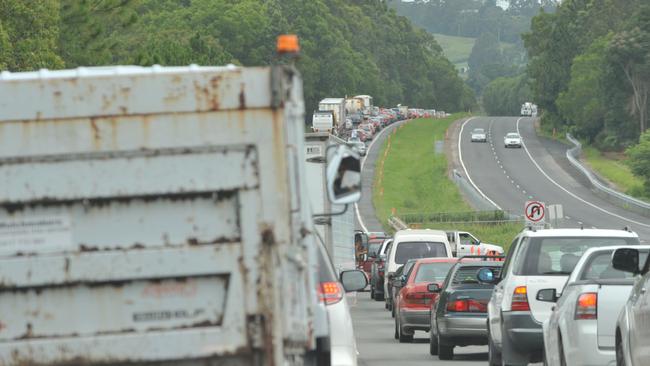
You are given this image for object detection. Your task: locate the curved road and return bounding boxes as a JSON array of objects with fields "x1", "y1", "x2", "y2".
[{"x1": 459, "y1": 116, "x2": 650, "y2": 240}]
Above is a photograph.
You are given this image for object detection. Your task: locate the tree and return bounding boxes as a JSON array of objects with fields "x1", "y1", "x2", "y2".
[
  {"x1": 627, "y1": 130, "x2": 650, "y2": 195},
  {"x1": 0, "y1": 0, "x2": 64, "y2": 70},
  {"x1": 607, "y1": 6, "x2": 650, "y2": 135},
  {"x1": 556, "y1": 37, "x2": 609, "y2": 143}
]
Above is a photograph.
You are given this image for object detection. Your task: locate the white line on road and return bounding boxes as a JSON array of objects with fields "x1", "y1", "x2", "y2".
[
  {"x1": 458, "y1": 117, "x2": 502, "y2": 210},
  {"x1": 355, "y1": 120, "x2": 409, "y2": 233},
  {"x1": 516, "y1": 118, "x2": 650, "y2": 228}
]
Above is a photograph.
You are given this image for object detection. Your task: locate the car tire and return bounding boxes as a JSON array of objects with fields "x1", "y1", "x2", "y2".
[
  {"x1": 429, "y1": 325, "x2": 438, "y2": 355},
  {"x1": 391, "y1": 304, "x2": 395, "y2": 318},
  {"x1": 487, "y1": 326, "x2": 501, "y2": 366},
  {"x1": 504, "y1": 145, "x2": 508, "y2": 148},
  {"x1": 437, "y1": 333, "x2": 453, "y2": 360},
  {"x1": 370, "y1": 287, "x2": 375, "y2": 300},
  {"x1": 397, "y1": 316, "x2": 413, "y2": 343},
  {"x1": 394, "y1": 315, "x2": 399, "y2": 340}
]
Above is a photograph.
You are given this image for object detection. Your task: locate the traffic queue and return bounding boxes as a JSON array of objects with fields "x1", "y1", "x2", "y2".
[{"x1": 355, "y1": 226, "x2": 649, "y2": 365}]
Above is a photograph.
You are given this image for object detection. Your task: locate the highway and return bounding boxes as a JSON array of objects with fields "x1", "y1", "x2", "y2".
[
  {"x1": 350, "y1": 115, "x2": 650, "y2": 365},
  {"x1": 458, "y1": 116, "x2": 650, "y2": 241}
]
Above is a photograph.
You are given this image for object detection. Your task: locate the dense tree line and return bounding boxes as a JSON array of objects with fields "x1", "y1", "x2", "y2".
[
  {"x1": 0, "y1": 0, "x2": 475, "y2": 114},
  {"x1": 523, "y1": 0, "x2": 648, "y2": 149},
  {"x1": 389, "y1": 0, "x2": 557, "y2": 95},
  {"x1": 482, "y1": 74, "x2": 531, "y2": 116}
]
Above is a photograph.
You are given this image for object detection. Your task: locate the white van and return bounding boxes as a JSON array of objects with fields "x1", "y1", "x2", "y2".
[{"x1": 383, "y1": 229, "x2": 453, "y2": 296}]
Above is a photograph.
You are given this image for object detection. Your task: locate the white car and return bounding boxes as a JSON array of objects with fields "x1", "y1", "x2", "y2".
[
  {"x1": 315, "y1": 236, "x2": 367, "y2": 366},
  {"x1": 471, "y1": 128, "x2": 487, "y2": 142},
  {"x1": 383, "y1": 229, "x2": 453, "y2": 298},
  {"x1": 347, "y1": 140, "x2": 366, "y2": 156},
  {"x1": 504, "y1": 132, "x2": 522, "y2": 148},
  {"x1": 542, "y1": 245, "x2": 647, "y2": 366},
  {"x1": 613, "y1": 246, "x2": 650, "y2": 366},
  {"x1": 481, "y1": 228, "x2": 640, "y2": 366}
]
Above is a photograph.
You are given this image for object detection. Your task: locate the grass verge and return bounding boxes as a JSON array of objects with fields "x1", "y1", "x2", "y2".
[
  {"x1": 582, "y1": 146, "x2": 648, "y2": 201},
  {"x1": 372, "y1": 114, "x2": 522, "y2": 250}
]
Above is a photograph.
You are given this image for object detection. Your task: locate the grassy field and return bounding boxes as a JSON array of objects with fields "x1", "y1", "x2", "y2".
[
  {"x1": 582, "y1": 146, "x2": 648, "y2": 200},
  {"x1": 433, "y1": 33, "x2": 475, "y2": 70},
  {"x1": 372, "y1": 114, "x2": 523, "y2": 251}
]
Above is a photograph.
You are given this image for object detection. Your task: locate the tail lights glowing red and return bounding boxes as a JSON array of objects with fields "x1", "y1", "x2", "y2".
[
  {"x1": 319, "y1": 281, "x2": 343, "y2": 305},
  {"x1": 575, "y1": 292, "x2": 597, "y2": 320},
  {"x1": 446, "y1": 299, "x2": 487, "y2": 313},
  {"x1": 511, "y1": 286, "x2": 530, "y2": 311}
]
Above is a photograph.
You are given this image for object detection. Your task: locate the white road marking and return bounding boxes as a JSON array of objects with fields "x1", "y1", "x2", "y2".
[
  {"x1": 516, "y1": 118, "x2": 650, "y2": 228},
  {"x1": 458, "y1": 117, "x2": 502, "y2": 210},
  {"x1": 355, "y1": 120, "x2": 408, "y2": 233}
]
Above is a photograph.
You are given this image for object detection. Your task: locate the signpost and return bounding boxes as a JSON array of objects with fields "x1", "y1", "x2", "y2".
[
  {"x1": 525, "y1": 200, "x2": 546, "y2": 228},
  {"x1": 547, "y1": 204, "x2": 564, "y2": 228}
]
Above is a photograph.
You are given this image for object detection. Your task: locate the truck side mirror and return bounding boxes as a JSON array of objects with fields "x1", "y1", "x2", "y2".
[
  {"x1": 326, "y1": 145, "x2": 361, "y2": 205},
  {"x1": 612, "y1": 248, "x2": 640, "y2": 275}
]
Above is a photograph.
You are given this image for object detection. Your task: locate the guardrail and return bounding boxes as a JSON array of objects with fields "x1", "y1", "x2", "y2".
[
  {"x1": 388, "y1": 216, "x2": 408, "y2": 231},
  {"x1": 566, "y1": 134, "x2": 650, "y2": 218}
]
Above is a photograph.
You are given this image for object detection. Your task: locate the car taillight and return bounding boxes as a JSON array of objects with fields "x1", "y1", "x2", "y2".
[
  {"x1": 402, "y1": 292, "x2": 432, "y2": 308},
  {"x1": 446, "y1": 299, "x2": 487, "y2": 313},
  {"x1": 318, "y1": 281, "x2": 343, "y2": 305},
  {"x1": 511, "y1": 286, "x2": 530, "y2": 311},
  {"x1": 575, "y1": 292, "x2": 597, "y2": 320}
]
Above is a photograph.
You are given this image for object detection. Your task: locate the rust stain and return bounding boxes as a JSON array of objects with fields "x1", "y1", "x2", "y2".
[
  {"x1": 239, "y1": 84, "x2": 246, "y2": 110},
  {"x1": 89, "y1": 118, "x2": 101, "y2": 150}
]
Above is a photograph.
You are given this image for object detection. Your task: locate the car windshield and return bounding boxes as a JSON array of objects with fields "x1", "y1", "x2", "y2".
[
  {"x1": 580, "y1": 249, "x2": 649, "y2": 280},
  {"x1": 394, "y1": 242, "x2": 448, "y2": 264},
  {"x1": 414, "y1": 262, "x2": 455, "y2": 282},
  {"x1": 473, "y1": 129, "x2": 485, "y2": 134},
  {"x1": 506, "y1": 133, "x2": 519, "y2": 138},
  {"x1": 515, "y1": 237, "x2": 640, "y2": 276}
]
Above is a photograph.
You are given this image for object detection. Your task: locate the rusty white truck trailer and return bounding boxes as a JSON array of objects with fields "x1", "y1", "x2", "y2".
[{"x1": 0, "y1": 60, "x2": 364, "y2": 366}]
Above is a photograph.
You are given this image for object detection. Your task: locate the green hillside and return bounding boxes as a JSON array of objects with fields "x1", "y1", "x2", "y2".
[{"x1": 432, "y1": 33, "x2": 475, "y2": 70}]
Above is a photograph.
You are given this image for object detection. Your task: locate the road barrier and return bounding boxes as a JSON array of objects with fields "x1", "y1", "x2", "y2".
[{"x1": 566, "y1": 134, "x2": 650, "y2": 218}]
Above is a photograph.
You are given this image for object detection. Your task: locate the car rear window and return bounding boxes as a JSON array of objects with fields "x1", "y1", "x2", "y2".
[
  {"x1": 413, "y1": 262, "x2": 454, "y2": 283},
  {"x1": 515, "y1": 237, "x2": 640, "y2": 276},
  {"x1": 580, "y1": 250, "x2": 649, "y2": 280},
  {"x1": 395, "y1": 241, "x2": 448, "y2": 264},
  {"x1": 452, "y1": 265, "x2": 501, "y2": 284},
  {"x1": 368, "y1": 243, "x2": 381, "y2": 257}
]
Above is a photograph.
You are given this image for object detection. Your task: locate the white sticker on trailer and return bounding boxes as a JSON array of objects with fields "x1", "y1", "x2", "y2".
[{"x1": 0, "y1": 216, "x2": 72, "y2": 253}]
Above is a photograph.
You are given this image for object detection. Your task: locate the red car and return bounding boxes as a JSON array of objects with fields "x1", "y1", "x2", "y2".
[
  {"x1": 359, "y1": 238, "x2": 385, "y2": 277},
  {"x1": 394, "y1": 258, "x2": 457, "y2": 343}
]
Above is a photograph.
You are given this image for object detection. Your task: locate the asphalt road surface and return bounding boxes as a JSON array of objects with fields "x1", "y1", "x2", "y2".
[
  {"x1": 350, "y1": 294, "x2": 489, "y2": 366},
  {"x1": 459, "y1": 116, "x2": 650, "y2": 241}
]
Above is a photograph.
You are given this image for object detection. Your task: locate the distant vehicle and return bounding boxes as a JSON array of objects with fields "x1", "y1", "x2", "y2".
[
  {"x1": 613, "y1": 246, "x2": 650, "y2": 366},
  {"x1": 0, "y1": 61, "x2": 366, "y2": 365},
  {"x1": 446, "y1": 231, "x2": 504, "y2": 257},
  {"x1": 305, "y1": 133, "x2": 357, "y2": 271},
  {"x1": 345, "y1": 97, "x2": 364, "y2": 114},
  {"x1": 504, "y1": 132, "x2": 522, "y2": 148},
  {"x1": 359, "y1": 238, "x2": 386, "y2": 278},
  {"x1": 398, "y1": 105, "x2": 409, "y2": 118},
  {"x1": 348, "y1": 141, "x2": 366, "y2": 157},
  {"x1": 354, "y1": 95, "x2": 373, "y2": 111},
  {"x1": 395, "y1": 258, "x2": 457, "y2": 343},
  {"x1": 370, "y1": 238, "x2": 394, "y2": 301},
  {"x1": 521, "y1": 102, "x2": 533, "y2": 116},
  {"x1": 471, "y1": 128, "x2": 487, "y2": 142},
  {"x1": 542, "y1": 246, "x2": 650, "y2": 366},
  {"x1": 360, "y1": 123, "x2": 375, "y2": 138},
  {"x1": 312, "y1": 110, "x2": 335, "y2": 133},
  {"x1": 483, "y1": 228, "x2": 640, "y2": 366},
  {"x1": 430, "y1": 258, "x2": 504, "y2": 360},
  {"x1": 319, "y1": 98, "x2": 347, "y2": 130},
  {"x1": 384, "y1": 230, "x2": 453, "y2": 302},
  {"x1": 387, "y1": 259, "x2": 418, "y2": 316}
]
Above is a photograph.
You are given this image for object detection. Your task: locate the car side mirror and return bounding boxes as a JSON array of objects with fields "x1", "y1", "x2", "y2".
[
  {"x1": 612, "y1": 248, "x2": 641, "y2": 274},
  {"x1": 427, "y1": 283, "x2": 441, "y2": 293},
  {"x1": 536, "y1": 288, "x2": 558, "y2": 303},
  {"x1": 340, "y1": 270, "x2": 368, "y2": 292},
  {"x1": 379, "y1": 254, "x2": 387, "y2": 261},
  {"x1": 326, "y1": 145, "x2": 361, "y2": 205},
  {"x1": 477, "y1": 268, "x2": 497, "y2": 284}
]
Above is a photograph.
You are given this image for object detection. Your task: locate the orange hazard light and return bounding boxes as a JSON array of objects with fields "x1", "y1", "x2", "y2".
[{"x1": 277, "y1": 34, "x2": 300, "y2": 54}]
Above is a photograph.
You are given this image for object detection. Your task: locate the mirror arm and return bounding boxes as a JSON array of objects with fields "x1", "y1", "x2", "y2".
[{"x1": 313, "y1": 204, "x2": 349, "y2": 218}]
